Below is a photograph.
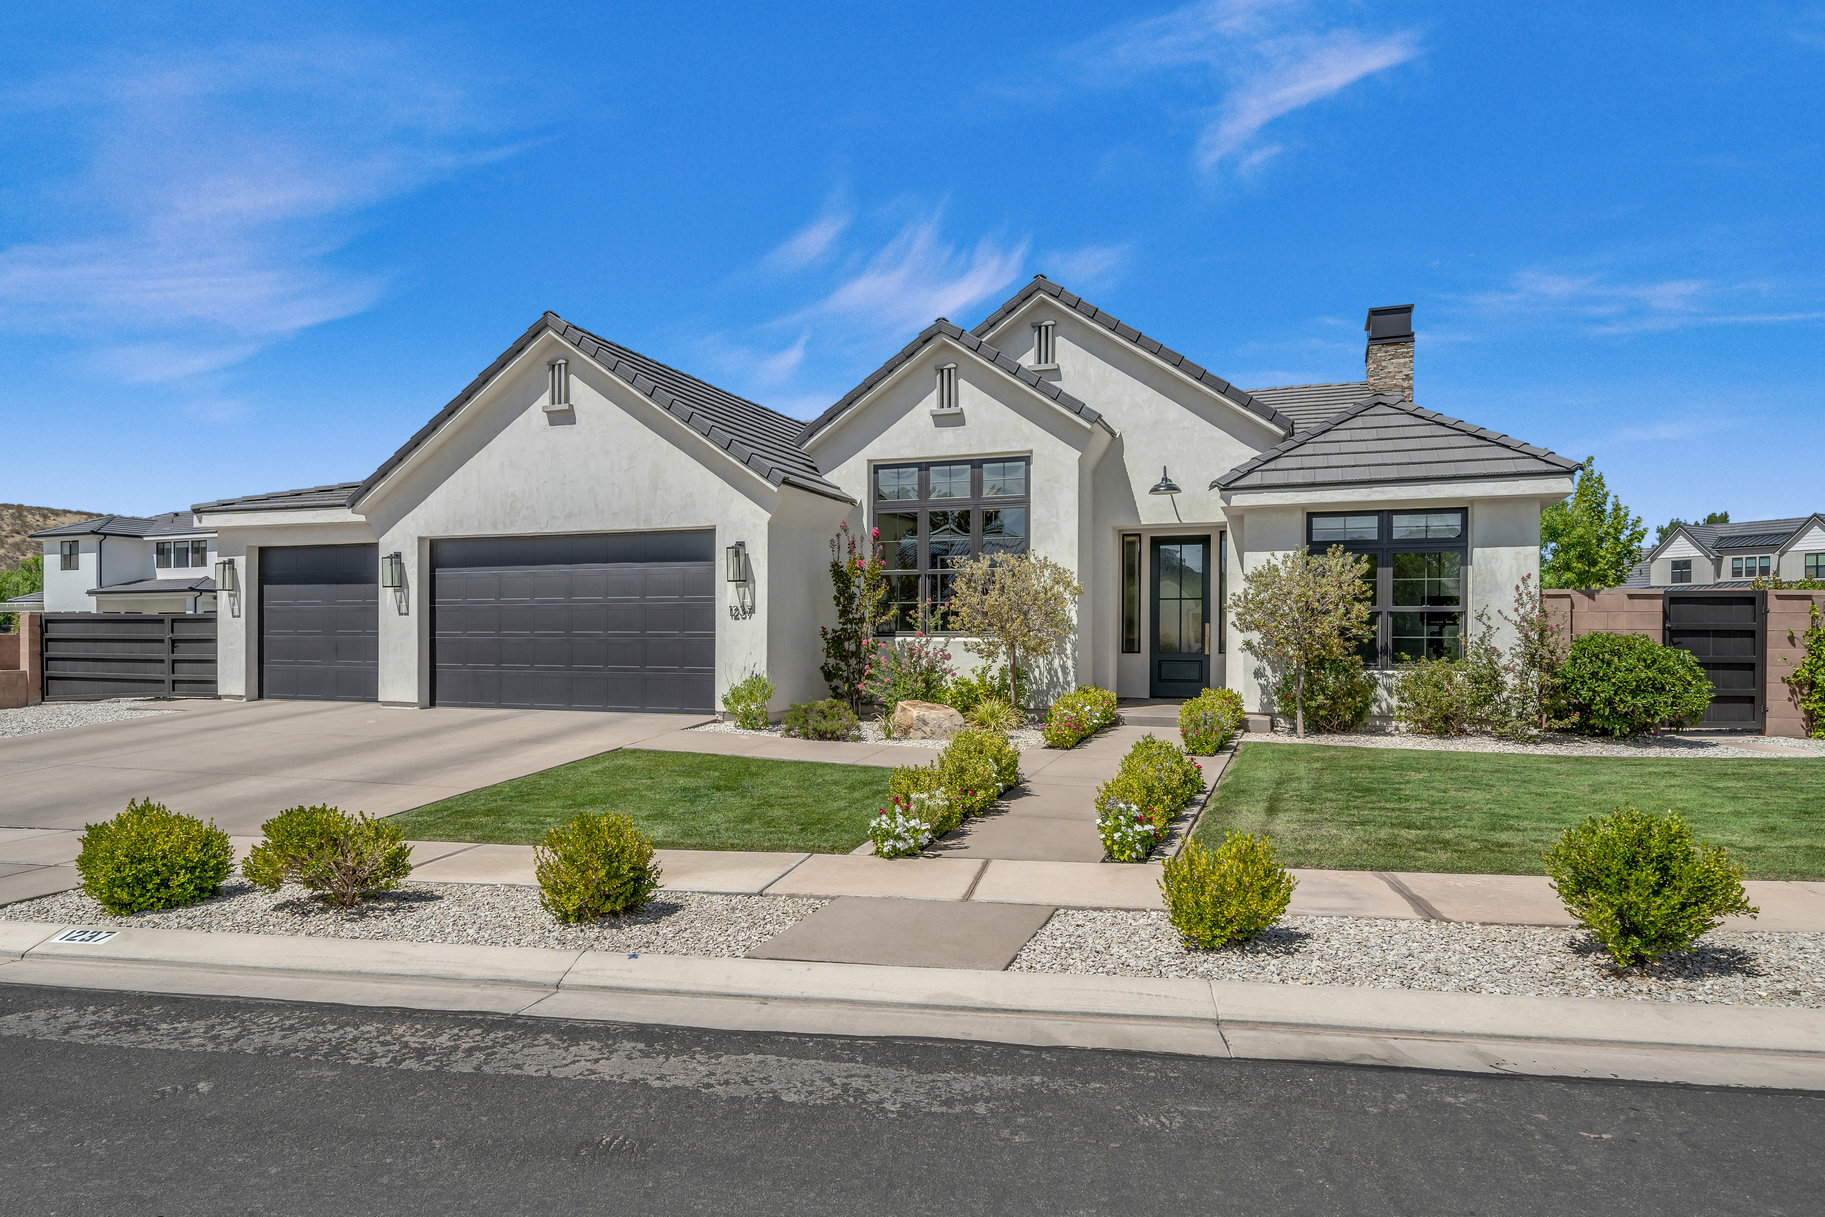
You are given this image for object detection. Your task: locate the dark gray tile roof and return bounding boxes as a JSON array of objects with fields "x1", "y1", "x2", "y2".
[
  {"x1": 969, "y1": 276, "x2": 1293, "y2": 434},
  {"x1": 2, "y1": 590, "x2": 43, "y2": 608},
  {"x1": 32, "y1": 511, "x2": 212, "y2": 538},
  {"x1": 88, "y1": 576, "x2": 215, "y2": 595},
  {"x1": 1658, "y1": 516, "x2": 1818, "y2": 558},
  {"x1": 796, "y1": 319, "x2": 1112, "y2": 446},
  {"x1": 193, "y1": 483, "x2": 363, "y2": 514},
  {"x1": 1244, "y1": 381, "x2": 1374, "y2": 432},
  {"x1": 1214, "y1": 394, "x2": 1579, "y2": 491},
  {"x1": 1618, "y1": 560, "x2": 1652, "y2": 588},
  {"x1": 1714, "y1": 529, "x2": 1802, "y2": 550}
]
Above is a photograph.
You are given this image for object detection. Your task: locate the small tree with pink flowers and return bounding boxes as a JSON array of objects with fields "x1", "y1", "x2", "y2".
[{"x1": 819, "y1": 522, "x2": 891, "y2": 713}]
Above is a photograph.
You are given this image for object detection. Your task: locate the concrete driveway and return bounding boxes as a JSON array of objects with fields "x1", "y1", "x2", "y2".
[{"x1": 0, "y1": 699, "x2": 708, "y2": 838}]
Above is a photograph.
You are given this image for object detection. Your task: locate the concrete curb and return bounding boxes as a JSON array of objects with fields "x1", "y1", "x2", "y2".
[{"x1": 2, "y1": 922, "x2": 1820, "y2": 1091}]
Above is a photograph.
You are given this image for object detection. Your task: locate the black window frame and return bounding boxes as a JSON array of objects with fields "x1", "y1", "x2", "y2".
[
  {"x1": 1808, "y1": 553, "x2": 1825, "y2": 581},
  {"x1": 1670, "y1": 558, "x2": 1692, "y2": 584},
  {"x1": 58, "y1": 539, "x2": 79, "y2": 571},
  {"x1": 1307, "y1": 508, "x2": 1469, "y2": 668},
  {"x1": 1120, "y1": 533, "x2": 1141, "y2": 652},
  {"x1": 1730, "y1": 555, "x2": 1771, "y2": 580},
  {"x1": 872, "y1": 457, "x2": 1030, "y2": 634},
  {"x1": 155, "y1": 541, "x2": 173, "y2": 569}
]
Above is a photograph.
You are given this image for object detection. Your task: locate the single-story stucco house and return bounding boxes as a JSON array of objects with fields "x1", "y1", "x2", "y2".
[{"x1": 193, "y1": 278, "x2": 1577, "y2": 716}]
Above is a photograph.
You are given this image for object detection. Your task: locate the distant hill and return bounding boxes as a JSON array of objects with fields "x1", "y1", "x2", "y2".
[{"x1": 0, "y1": 504, "x2": 101, "y2": 569}]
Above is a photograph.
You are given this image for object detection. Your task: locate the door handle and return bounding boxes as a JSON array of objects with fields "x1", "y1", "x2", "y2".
[{"x1": 1204, "y1": 622, "x2": 1211, "y2": 654}]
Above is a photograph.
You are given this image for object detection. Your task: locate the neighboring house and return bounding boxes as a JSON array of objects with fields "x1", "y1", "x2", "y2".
[
  {"x1": 196, "y1": 279, "x2": 1576, "y2": 715},
  {"x1": 29, "y1": 513, "x2": 218, "y2": 614},
  {"x1": 1626, "y1": 515, "x2": 1825, "y2": 589}
]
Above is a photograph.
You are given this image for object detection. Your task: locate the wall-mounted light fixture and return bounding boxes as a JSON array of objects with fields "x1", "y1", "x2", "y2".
[
  {"x1": 1148, "y1": 466, "x2": 1182, "y2": 496},
  {"x1": 725, "y1": 541, "x2": 748, "y2": 584},
  {"x1": 214, "y1": 557, "x2": 240, "y2": 617},
  {"x1": 381, "y1": 552, "x2": 405, "y2": 589}
]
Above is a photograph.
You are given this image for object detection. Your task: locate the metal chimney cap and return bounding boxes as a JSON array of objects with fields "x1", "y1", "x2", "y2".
[{"x1": 1364, "y1": 304, "x2": 1415, "y2": 345}]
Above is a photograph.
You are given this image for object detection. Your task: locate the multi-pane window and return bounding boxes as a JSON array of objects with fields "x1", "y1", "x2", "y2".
[
  {"x1": 1730, "y1": 555, "x2": 1771, "y2": 579},
  {"x1": 59, "y1": 540, "x2": 78, "y2": 571},
  {"x1": 1308, "y1": 509, "x2": 1468, "y2": 666},
  {"x1": 874, "y1": 458, "x2": 1029, "y2": 632},
  {"x1": 155, "y1": 540, "x2": 208, "y2": 569},
  {"x1": 1671, "y1": 558, "x2": 1692, "y2": 584},
  {"x1": 1808, "y1": 553, "x2": 1825, "y2": 581}
]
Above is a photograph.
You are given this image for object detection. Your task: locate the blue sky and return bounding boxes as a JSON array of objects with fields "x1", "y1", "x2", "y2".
[{"x1": 2, "y1": 1, "x2": 1821, "y2": 531}]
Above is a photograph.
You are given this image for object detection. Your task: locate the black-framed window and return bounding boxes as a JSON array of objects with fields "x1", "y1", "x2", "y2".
[
  {"x1": 1670, "y1": 558, "x2": 1692, "y2": 584},
  {"x1": 155, "y1": 540, "x2": 207, "y2": 569},
  {"x1": 1308, "y1": 508, "x2": 1467, "y2": 666},
  {"x1": 873, "y1": 457, "x2": 1029, "y2": 632},
  {"x1": 1120, "y1": 534, "x2": 1141, "y2": 652},
  {"x1": 1730, "y1": 555, "x2": 1771, "y2": 579},
  {"x1": 58, "y1": 540, "x2": 78, "y2": 571},
  {"x1": 1808, "y1": 553, "x2": 1825, "y2": 581}
]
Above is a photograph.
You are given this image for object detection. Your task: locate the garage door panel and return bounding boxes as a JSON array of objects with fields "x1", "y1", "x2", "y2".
[
  {"x1": 432, "y1": 532, "x2": 715, "y2": 713},
  {"x1": 261, "y1": 544, "x2": 379, "y2": 703}
]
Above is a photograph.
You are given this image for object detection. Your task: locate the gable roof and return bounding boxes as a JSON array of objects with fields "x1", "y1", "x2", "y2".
[
  {"x1": 1642, "y1": 515, "x2": 1820, "y2": 561},
  {"x1": 1214, "y1": 394, "x2": 1579, "y2": 491},
  {"x1": 795, "y1": 319, "x2": 1112, "y2": 446},
  {"x1": 1244, "y1": 381, "x2": 1374, "y2": 432},
  {"x1": 969, "y1": 276, "x2": 1293, "y2": 434},
  {"x1": 32, "y1": 510, "x2": 212, "y2": 538}
]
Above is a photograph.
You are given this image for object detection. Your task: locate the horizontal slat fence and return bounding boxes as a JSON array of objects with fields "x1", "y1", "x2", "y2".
[{"x1": 41, "y1": 613, "x2": 216, "y2": 700}]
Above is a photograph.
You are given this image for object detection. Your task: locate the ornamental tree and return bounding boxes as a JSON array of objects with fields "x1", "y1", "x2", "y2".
[
  {"x1": 819, "y1": 523, "x2": 890, "y2": 713},
  {"x1": 1229, "y1": 546, "x2": 1374, "y2": 738},
  {"x1": 1540, "y1": 458, "x2": 1647, "y2": 590},
  {"x1": 945, "y1": 552, "x2": 1083, "y2": 710}
]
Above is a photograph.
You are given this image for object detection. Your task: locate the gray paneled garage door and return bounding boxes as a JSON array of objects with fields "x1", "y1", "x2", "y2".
[
  {"x1": 431, "y1": 532, "x2": 716, "y2": 712},
  {"x1": 260, "y1": 544, "x2": 379, "y2": 702}
]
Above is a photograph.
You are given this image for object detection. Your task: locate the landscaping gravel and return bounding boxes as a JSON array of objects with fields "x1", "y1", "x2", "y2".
[
  {"x1": 0, "y1": 881, "x2": 824, "y2": 958},
  {"x1": 1246, "y1": 726, "x2": 1825, "y2": 759},
  {"x1": 696, "y1": 719, "x2": 1047, "y2": 750},
  {"x1": 1010, "y1": 910, "x2": 1825, "y2": 1008},
  {"x1": 0, "y1": 698, "x2": 172, "y2": 739}
]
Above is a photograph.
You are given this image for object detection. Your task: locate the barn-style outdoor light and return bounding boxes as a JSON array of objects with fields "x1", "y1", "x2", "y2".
[
  {"x1": 725, "y1": 541, "x2": 748, "y2": 584},
  {"x1": 1148, "y1": 466, "x2": 1182, "y2": 496},
  {"x1": 380, "y1": 552, "x2": 405, "y2": 589}
]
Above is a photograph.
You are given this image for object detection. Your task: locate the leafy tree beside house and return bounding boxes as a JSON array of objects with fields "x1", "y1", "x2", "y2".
[
  {"x1": 944, "y1": 552, "x2": 1083, "y2": 710},
  {"x1": 0, "y1": 554, "x2": 42, "y2": 632},
  {"x1": 1540, "y1": 458, "x2": 1647, "y2": 589},
  {"x1": 819, "y1": 523, "x2": 890, "y2": 713},
  {"x1": 1229, "y1": 546, "x2": 1374, "y2": 738}
]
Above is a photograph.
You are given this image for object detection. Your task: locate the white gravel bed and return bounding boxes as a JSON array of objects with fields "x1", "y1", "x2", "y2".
[
  {"x1": 1010, "y1": 910, "x2": 1825, "y2": 1008},
  {"x1": 0, "y1": 698, "x2": 173, "y2": 739},
  {"x1": 694, "y1": 718, "x2": 1047, "y2": 750},
  {"x1": 0, "y1": 881, "x2": 822, "y2": 957},
  {"x1": 1245, "y1": 726, "x2": 1825, "y2": 759}
]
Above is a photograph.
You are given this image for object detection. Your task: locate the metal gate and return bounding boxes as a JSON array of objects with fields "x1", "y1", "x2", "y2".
[
  {"x1": 1664, "y1": 590, "x2": 1764, "y2": 729},
  {"x1": 41, "y1": 613, "x2": 217, "y2": 700}
]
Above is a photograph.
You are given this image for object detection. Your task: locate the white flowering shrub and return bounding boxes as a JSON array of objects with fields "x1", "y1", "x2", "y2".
[
  {"x1": 868, "y1": 797, "x2": 936, "y2": 859},
  {"x1": 1097, "y1": 798, "x2": 1164, "y2": 863}
]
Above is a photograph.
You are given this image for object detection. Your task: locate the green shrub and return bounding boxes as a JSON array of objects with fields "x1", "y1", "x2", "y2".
[
  {"x1": 75, "y1": 798, "x2": 233, "y2": 916},
  {"x1": 943, "y1": 665, "x2": 1020, "y2": 714},
  {"x1": 1094, "y1": 735, "x2": 1206, "y2": 862},
  {"x1": 1557, "y1": 633, "x2": 1712, "y2": 738},
  {"x1": 1393, "y1": 657, "x2": 1491, "y2": 736},
  {"x1": 1543, "y1": 806, "x2": 1757, "y2": 968},
  {"x1": 944, "y1": 727, "x2": 1022, "y2": 793},
  {"x1": 242, "y1": 804, "x2": 413, "y2": 908},
  {"x1": 1272, "y1": 658, "x2": 1373, "y2": 733},
  {"x1": 937, "y1": 747, "x2": 1001, "y2": 818},
  {"x1": 721, "y1": 672, "x2": 775, "y2": 730},
  {"x1": 1041, "y1": 685, "x2": 1119, "y2": 748},
  {"x1": 1786, "y1": 604, "x2": 1825, "y2": 738},
  {"x1": 534, "y1": 811, "x2": 662, "y2": 922},
  {"x1": 1161, "y1": 833, "x2": 1297, "y2": 948},
  {"x1": 781, "y1": 698, "x2": 861, "y2": 740},
  {"x1": 867, "y1": 797, "x2": 935, "y2": 858},
  {"x1": 888, "y1": 762, "x2": 962, "y2": 834},
  {"x1": 966, "y1": 696, "x2": 1023, "y2": 732},
  {"x1": 1179, "y1": 687, "x2": 1245, "y2": 755}
]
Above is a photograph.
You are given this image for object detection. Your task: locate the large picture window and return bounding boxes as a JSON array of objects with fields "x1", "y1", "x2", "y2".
[
  {"x1": 873, "y1": 458, "x2": 1030, "y2": 631},
  {"x1": 1308, "y1": 509, "x2": 1468, "y2": 666}
]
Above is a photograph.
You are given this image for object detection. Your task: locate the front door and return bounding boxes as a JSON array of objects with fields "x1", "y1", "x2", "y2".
[{"x1": 1150, "y1": 536, "x2": 1210, "y2": 698}]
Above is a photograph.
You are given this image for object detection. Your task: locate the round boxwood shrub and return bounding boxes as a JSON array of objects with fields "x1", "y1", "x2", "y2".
[
  {"x1": 1543, "y1": 806, "x2": 1756, "y2": 968},
  {"x1": 535, "y1": 812, "x2": 662, "y2": 922},
  {"x1": 1160, "y1": 833, "x2": 1297, "y2": 948},
  {"x1": 242, "y1": 804, "x2": 413, "y2": 908},
  {"x1": 75, "y1": 798, "x2": 234, "y2": 916},
  {"x1": 1557, "y1": 632, "x2": 1712, "y2": 738}
]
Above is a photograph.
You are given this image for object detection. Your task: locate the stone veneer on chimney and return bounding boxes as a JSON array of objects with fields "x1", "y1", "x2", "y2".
[{"x1": 1364, "y1": 304, "x2": 1414, "y2": 400}]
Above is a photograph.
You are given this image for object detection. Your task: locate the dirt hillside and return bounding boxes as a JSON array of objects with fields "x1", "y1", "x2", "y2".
[{"x1": 0, "y1": 504, "x2": 101, "y2": 569}]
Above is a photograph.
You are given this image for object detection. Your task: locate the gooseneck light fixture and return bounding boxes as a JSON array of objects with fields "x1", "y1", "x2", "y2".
[{"x1": 1148, "y1": 466, "x2": 1181, "y2": 496}]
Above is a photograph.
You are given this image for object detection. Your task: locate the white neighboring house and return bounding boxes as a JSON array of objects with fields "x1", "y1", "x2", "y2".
[
  {"x1": 29, "y1": 513, "x2": 218, "y2": 614},
  {"x1": 1628, "y1": 515, "x2": 1825, "y2": 589},
  {"x1": 195, "y1": 280, "x2": 1576, "y2": 716}
]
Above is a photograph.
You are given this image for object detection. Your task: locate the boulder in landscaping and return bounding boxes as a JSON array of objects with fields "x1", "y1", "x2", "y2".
[{"x1": 891, "y1": 699, "x2": 965, "y2": 740}]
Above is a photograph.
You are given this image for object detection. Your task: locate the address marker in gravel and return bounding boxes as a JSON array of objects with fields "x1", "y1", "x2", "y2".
[
  {"x1": 1009, "y1": 910, "x2": 1825, "y2": 1010},
  {"x1": 0, "y1": 882, "x2": 823, "y2": 958}
]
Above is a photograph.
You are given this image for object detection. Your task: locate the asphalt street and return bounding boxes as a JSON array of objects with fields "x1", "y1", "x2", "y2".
[{"x1": 0, "y1": 984, "x2": 1819, "y2": 1216}]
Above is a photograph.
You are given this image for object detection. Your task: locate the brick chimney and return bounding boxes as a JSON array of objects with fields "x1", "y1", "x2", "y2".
[{"x1": 1364, "y1": 304, "x2": 1414, "y2": 400}]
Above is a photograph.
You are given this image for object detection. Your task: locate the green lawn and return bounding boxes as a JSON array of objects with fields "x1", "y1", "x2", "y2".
[
  {"x1": 387, "y1": 748, "x2": 890, "y2": 852},
  {"x1": 1195, "y1": 743, "x2": 1825, "y2": 879}
]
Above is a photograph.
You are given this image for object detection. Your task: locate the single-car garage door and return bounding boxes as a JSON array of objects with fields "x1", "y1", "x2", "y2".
[
  {"x1": 431, "y1": 532, "x2": 716, "y2": 712},
  {"x1": 260, "y1": 544, "x2": 379, "y2": 701}
]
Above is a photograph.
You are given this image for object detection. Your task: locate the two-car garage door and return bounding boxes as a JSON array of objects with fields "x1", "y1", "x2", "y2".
[{"x1": 430, "y1": 531, "x2": 716, "y2": 713}]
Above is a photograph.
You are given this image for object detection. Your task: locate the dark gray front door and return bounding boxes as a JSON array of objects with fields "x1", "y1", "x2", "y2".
[
  {"x1": 431, "y1": 531, "x2": 716, "y2": 712},
  {"x1": 1150, "y1": 536, "x2": 1210, "y2": 698},
  {"x1": 1665, "y1": 590, "x2": 1764, "y2": 729},
  {"x1": 260, "y1": 545, "x2": 378, "y2": 702}
]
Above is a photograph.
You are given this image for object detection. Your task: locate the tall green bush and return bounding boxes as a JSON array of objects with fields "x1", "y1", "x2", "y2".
[
  {"x1": 1179, "y1": 687, "x2": 1245, "y2": 755},
  {"x1": 1543, "y1": 806, "x2": 1756, "y2": 968},
  {"x1": 1393, "y1": 657, "x2": 1488, "y2": 736},
  {"x1": 534, "y1": 812, "x2": 661, "y2": 922},
  {"x1": 819, "y1": 522, "x2": 890, "y2": 712},
  {"x1": 243, "y1": 805, "x2": 413, "y2": 908},
  {"x1": 75, "y1": 799, "x2": 233, "y2": 916},
  {"x1": 1557, "y1": 632, "x2": 1712, "y2": 738},
  {"x1": 1783, "y1": 604, "x2": 1825, "y2": 739},
  {"x1": 1161, "y1": 833, "x2": 1296, "y2": 948}
]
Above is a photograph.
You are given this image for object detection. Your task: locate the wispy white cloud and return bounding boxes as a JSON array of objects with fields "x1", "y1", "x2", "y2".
[
  {"x1": 0, "y1": 36, "x2": 527, "y2": 387},
  {"x1": 762, "y1": 210, "x2": 851, "y2": 273},
  {"x1": 810, "y1": 214, "x2": 1028, "y2": 332},
  {"x1": 1044, "y1": 243, "x2": 1132, "y2": 290},
  {"x1": 1468, "y1": 269, "x2": 1825, "y2": 335},
  {"x1": 1068, "y1": 0, "x2": 1421, "y2": 174}
]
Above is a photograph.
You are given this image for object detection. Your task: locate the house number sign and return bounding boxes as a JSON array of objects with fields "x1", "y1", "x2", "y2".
[{"x1": 53, "y1": 929, "x2": 118, "y2": 944}]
